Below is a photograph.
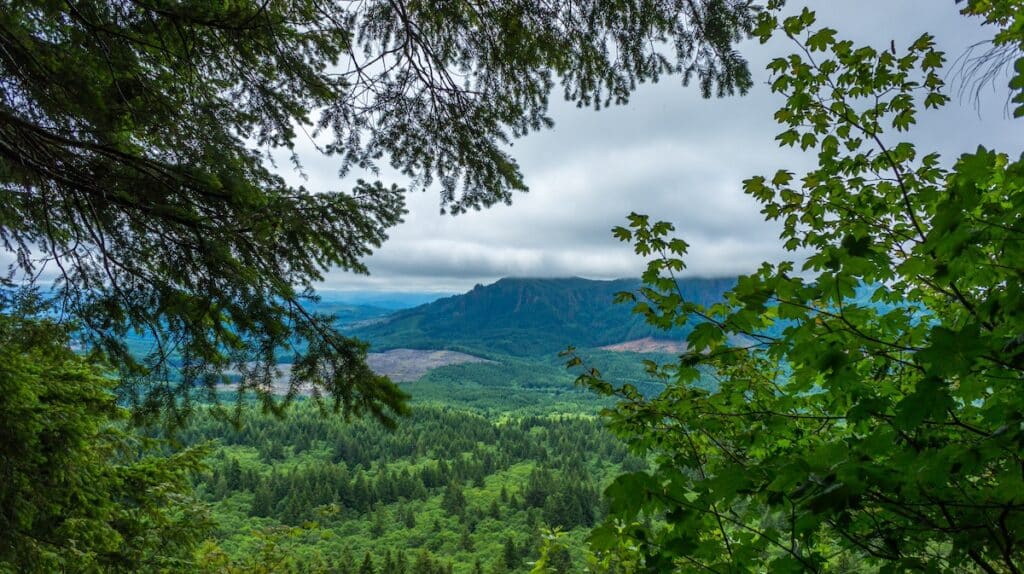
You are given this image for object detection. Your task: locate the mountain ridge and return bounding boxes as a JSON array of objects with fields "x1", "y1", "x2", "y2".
[{"x1": 349, "y1": 276, "x2": 735, "y2": 356}]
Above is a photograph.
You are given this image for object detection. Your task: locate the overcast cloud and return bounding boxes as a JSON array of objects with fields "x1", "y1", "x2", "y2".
[
  {"x1": 9, "y1": 1, "x2": 1007, "y2": 290},
  {"x1": 304, "y1": 0, "x2": 1019, "y2": 293},
  {"x1": 9, "y1": 2, "x2": 1008, "y2": 294}
]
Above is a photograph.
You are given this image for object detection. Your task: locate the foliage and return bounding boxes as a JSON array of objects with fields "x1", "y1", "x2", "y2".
[
  {"x1": 407, "y1": 349, "x2": 671, "y2": 413},
  {"x1": 0, "y1": 294, "x2": 210, "y2": 573},
  {"x1": 183, "y1": 400, "x2": 630, "y2": 572},
  {"x1": 195, "y1": 525, "x2": 335, "y2": 574},
  {"x1": 574, "y1": 5, "x2": 1024, "y2": 573},
  {"x1": 531, "y1": 529, "x2": 575, "y2": 574},
  {"x1": 958, "y1": 0, "x2": 1024, "y2": 116},
  {"x1": 0, "y1": 0, "x2": 759, "y2": 425}
]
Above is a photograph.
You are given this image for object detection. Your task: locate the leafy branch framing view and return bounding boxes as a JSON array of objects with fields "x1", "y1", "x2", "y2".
[
  {"x1": 2, "y1": 0, "x2": 1022, "y2": 572},
  {"x1": 572, "y1": 2, "x2": 1024, "y2": 572}
]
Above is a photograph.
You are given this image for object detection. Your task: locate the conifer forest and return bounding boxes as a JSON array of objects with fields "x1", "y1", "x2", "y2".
[{"x1": 1, "y1": 0, "x2": 1022, "y2": 572}]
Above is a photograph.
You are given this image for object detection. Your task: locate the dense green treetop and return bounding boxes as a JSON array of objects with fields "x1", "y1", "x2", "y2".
[
  {"x1": 177, "y1": 398, "x2": 627, "y2": 573},
  {"x1": 574, "y1": 2, "x2": 1024, "y2": 572},
  {"x1": 0, "y1": 293, "x2": 209, "y2": 573},
  {"x1": 0, "y1": 0, "x2": 760, "y2": 424}
]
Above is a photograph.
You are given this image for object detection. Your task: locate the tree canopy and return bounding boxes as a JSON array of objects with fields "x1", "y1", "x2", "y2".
[
  {"x1": 0, "y1": 0, "x2": 760, "y2": 424},
  {"x1": 0, "y1": 293, "x2": 210, "y2": 572},
  {"x1": 575, "y1": 2, "x2": 1024, "y2": 572}
]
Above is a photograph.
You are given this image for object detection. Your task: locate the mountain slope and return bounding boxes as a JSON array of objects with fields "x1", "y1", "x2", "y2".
[{"x1": 350, "y1": 277, "x2": 734, "y2": 356}]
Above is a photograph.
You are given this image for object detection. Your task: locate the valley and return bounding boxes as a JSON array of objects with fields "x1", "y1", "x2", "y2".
[
  {"x1": 191, "y1": 277, "x2": 698, "y2": 572},
  {"x1": 6, "y1": 4, "x2": 1016, "y2": 571}
]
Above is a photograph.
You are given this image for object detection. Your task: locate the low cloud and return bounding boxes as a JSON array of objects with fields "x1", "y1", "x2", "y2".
[
  {"x1": 5, "y1": 2, "x2": 1013, "y2": 298},
  {"x1": 308, "y1": 0, "x2": 1016, "y2": 293}
]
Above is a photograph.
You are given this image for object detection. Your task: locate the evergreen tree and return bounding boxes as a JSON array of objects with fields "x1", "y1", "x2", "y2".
[
  {"x1": 265, "y1": 441, "x2": 286, "y2": 463},
  {"x1": 545, "y1": 546, "x2": 573, "y2": 574},
  {"x1": 352, "y1": 473, "x2": 372, "y2": 512},
  {"x1": 459, "y1": 528, "x2": 474, "y2": 552},
  {"x1": 0, "y1": 296, "x2": 210, "y2": 571},
  {"x1": 154, "y1": 385, "x2": 640, "y2": 570},
  {"x1": 380, "y1": 551, "x2": 396, "y2": 574},
  {"x1": 501, "y1": 537, "x2": 520, "y2": 570},
  {"x1": 370, "y1": 509, "x2": 386, "y2": 538},
  {"x1": 359, "y1": 552, "x2": 376, "y2": 574},
  {"x1": 413, "y1": 551, "x2": 435, "y2": 574},
  {"x1": 523, "y1": 468, "x2": 553, "y2": 508},
  {"x1": 1, "y1": 0, "x2": 758, "y2": 425},
  {"x1": 212, "y1": 473, "x2": 230, "y2": 500},
  {"x1": 225, "y1": 458, "x2": 243, "y2": 490},
  {"x1": 533, "y1": 530, "x2": 574, "y2": 574},
  {"x1": 250, "y1": 480, "x2": 275, "y2": 518},
  {"x1": 336, "y1": 547, "x2": 356, "y2": 574},
  {"x1": 441, "y1": 481, "x2": 466, "y2": 516}
]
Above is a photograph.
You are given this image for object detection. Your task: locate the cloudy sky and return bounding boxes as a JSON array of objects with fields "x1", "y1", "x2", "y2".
[{"x1": 309, "y1": 0, "x2": 1018, "y2": 294}]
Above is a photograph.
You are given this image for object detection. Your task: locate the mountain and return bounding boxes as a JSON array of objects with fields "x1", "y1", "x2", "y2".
[
  {"x1": 349, "y1": 276, "x2": 735, "y2": 356},
  {"x1": 315, "y1": 290, "x2": 451, "y2": 310}
]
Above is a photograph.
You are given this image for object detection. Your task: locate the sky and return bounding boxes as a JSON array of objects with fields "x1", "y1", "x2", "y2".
[
  {"x1": 305, "y1": 0, "x2": 1019, "y2": 294},
  {"x1": 2, "y1": 3, "x2": 1018, "y2": 296},
  {"x1": 11, "y1": 0, "x2": 1000, "y2": 299},
  {"x1": 6, "y1": 2, "x2": 1015, "y2": 296}
]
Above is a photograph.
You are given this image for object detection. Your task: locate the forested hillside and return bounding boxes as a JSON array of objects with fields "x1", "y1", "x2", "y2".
[
  {"x1": 351, "y1": 277, "x2": 733, "y2": 355},
  {"x1": 182, "y1": 402, "x2": 637, "y2": 573}
]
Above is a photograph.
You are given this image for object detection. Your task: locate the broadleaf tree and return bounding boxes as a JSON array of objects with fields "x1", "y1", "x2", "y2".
[
  {"x1": 573, "y1": 3, "x2": 1024, "y2": 572},
  {"x1": 0, "y1": 0, "x2": 760, "y2": 425}
]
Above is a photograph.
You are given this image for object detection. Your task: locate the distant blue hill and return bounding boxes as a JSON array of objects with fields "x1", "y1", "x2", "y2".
[
  {"x1": 349, "y1": 276, "x2": 736, "y2": 356},
  {"x1": 316, "y1": 290, "x2": 452, "y2": 310}
]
